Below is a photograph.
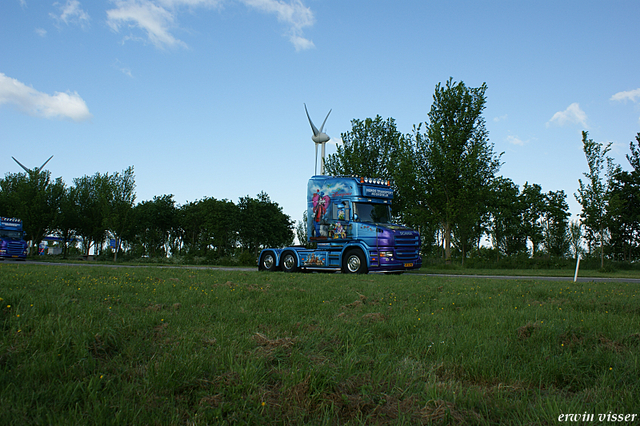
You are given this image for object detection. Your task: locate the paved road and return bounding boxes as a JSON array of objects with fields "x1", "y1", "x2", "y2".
[
  {"x1": 5, "y1": 259, "x2": 640, "y2": 283},
  {"x1": 5, "y1": 259, "x2": 256, "y2": 272},
  {"x1": 415, "y1": 272, "x2": 640, "y2": 284}
]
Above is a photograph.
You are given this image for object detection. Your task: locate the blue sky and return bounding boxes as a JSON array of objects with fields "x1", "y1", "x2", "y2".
[{"x1": 1, "y1": 0, "x2": 639, "y2": 230}]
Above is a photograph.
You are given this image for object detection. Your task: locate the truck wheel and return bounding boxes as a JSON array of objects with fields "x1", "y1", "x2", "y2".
[
  {"x1": 281, "y1": 251, "x2": 299, "y2": 273},
  {"x1": 258, "y1": 251, "x2": 278, "y2": 272},
  {"x1": 342, "y1": 249, "x2": 368, "y2": 274}
]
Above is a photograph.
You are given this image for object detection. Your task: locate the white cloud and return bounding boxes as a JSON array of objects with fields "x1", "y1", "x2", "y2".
[
  {"x1": 51, "y1": 0, "x2": 90, "y2": 28},
  {"x1": 107, "y1": 0, "x2": 186, "y2": 49},
  {"x1": 546, "y1": 103, "x2": 588, "y2": 128},
  {"x1": 0, "y1": 73, "x2": 92, "y2": 122},
  {"x1": 610, "y1": 88, "x2": 640, "y2": 103},
  {"x1": 505, "y1": 135, "x2": 527, "y2": 146},
  {"x1": 106, "y1": 0, "x2": 315, "y2": 50},
  {"x1": 493, "y1": 114, "x2": 507, "y2": 122},
  {"x1": 113, "y1": 59, "x2": 133, "y2": 78},
  {"x1": 327, "y1": 136, "x2": 342, "y2": 147},
  {"x1": 157, "y1": 0, "x2": 222, "y2": 7},
  {"x1": 240, "y1": 0, "x2": 315, "y2": 51},
  {"x1": 290, "y1": 34, "x2": 314, "y2": 51},
  {"x1": 611, "y1": 88, "x2": 640, "y2": 124},
  {"x1": 19, "y1": 0, "x2": 27, "y2": 8},
  {"x1": 35, "y1": 28, "x2": 47, "y2": 37}
]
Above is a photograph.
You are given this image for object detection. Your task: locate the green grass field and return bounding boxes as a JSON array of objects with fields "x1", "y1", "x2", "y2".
[{"x1": 1, "y1": 263, "x2": 638, "y2": 425}]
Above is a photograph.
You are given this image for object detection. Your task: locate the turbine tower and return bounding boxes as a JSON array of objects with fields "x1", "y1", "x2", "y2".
[{"x1": 304, "y1": 104, "x2": 331, "y2": 175}]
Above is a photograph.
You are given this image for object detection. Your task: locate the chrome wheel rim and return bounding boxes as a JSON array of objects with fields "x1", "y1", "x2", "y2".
[
  {"x1": 347, "y1": 255, "x2": 361, "y2": 273},
  {"x1": 263, "y1": 254, "x2": 274, "y2": 270},
  {"x1": 283, "y1": 254, "x2": 295, "y2": 270}
]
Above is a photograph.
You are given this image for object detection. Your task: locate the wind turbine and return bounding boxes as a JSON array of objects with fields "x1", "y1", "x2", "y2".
[
  {"x1": 304, "y1": 104, "x2": 331, "y2": 175},
  {"x1": 12, "y1": 155, "x2": 54, "y2": 174}
]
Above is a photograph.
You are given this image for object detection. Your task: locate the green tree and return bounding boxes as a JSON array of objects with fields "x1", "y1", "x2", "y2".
[
  {"x1": 608, "y1": 132, "x2": 640, "y2": 261},
  {"x1": 54, "y1": 185, "x2": 80, "y2": 258},
  {"x1": 575, "y1": 131, "x2": 617, "y2": 267},
  {"x1": 104, "y1": 166, "x2": 136, "y2": 262},
  {"x1": 543, "y1": 190, "x2": 571, "y2": 257},
  {"x1": 0, "y1": 169, "x2": 65, "y2": 255},
  {"x1": 324, "y1": 115, "x2": 411, "y2": 219},
  {"x1": 179, "y1": 200, "x2": 207, "y2": 256},
  {"x1": 324, "y1": 115, "x2": 403, "y2": 180},
  {"x1": 201, "y1": 197, "x2": 239, "y2": 258},
  {"x1": 133, "y1": 194, "x2": 177, "y2": 257},
  {"x1": 295, "y1": 210, "x2": 306, "y2": 246},
  {"x1": 73, "y1": 173, "x2": 110, "y2": 256},
  {"x1": 569, "y1": 220, "x2": 584, "y2": 260},
  {"x1": 412, "y1": 78, "x2": 502, "y2": 262},
  {"x1": 488, "y1": 177, "x2": 527, "y2": 259},
  {"x1": 521, "y1": 182, "x2": 546, "y2": 256},
  {"x1": 177, "y1": 197, "x2": 239, "y2": 258},
  {"x1": 238, "y1": 192, "x2": 293, "y2": 258}
]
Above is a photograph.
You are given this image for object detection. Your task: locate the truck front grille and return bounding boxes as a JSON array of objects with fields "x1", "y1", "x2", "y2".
[
  {"x1": 394, "y1": 233, "x2": 420, "y2": 260},
  {"x1": 5, "y1": 241, "x2": 25, "y2": 256}
]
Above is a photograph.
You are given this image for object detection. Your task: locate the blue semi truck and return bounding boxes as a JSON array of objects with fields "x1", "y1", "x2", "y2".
[
  {"x1": 0, "y1": 217, "x2": 28, "y2": 260},
  {"x1": 258, "y1": 175, "x2": 422, "y2": 274}
]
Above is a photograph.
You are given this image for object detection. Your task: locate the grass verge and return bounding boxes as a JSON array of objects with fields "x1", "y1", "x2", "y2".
[{"x1": 1, "y1": 264, "x2": 638, "y2": 425}]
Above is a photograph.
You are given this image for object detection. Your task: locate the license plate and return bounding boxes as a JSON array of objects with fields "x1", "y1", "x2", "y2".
[{"x1": 404, "y1": 263, "x2": 413, "y2": 268}]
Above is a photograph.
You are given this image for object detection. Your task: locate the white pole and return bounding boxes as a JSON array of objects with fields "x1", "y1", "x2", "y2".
[
  {"x1": 573, "y1": 254, "x2": 581, "y2": 282},
  {"x1": 320, "y1": 141, "x2": 326, "y2": 175}
]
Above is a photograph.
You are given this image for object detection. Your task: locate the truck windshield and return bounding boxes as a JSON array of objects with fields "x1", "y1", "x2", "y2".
[
  {"x1": 353, "y1": 203, "x2": 391, "y2": 224},
  {"x1": 0, "y1": 230, "x2": 22, "y2": 239}
]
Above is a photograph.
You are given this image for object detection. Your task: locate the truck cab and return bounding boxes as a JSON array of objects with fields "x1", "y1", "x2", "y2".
[
  {"x1": 0, "y1": 217, "x2": 28, "y2": 260},
  {"x1": 259, "y1": 176, "x2": 421, "y2": 274}
]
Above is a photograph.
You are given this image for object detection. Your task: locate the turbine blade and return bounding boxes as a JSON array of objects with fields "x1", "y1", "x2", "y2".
[
  {"x1": 12, "y1": 157, "x2": 30, "y2": 173},
  {"x1": 319, "y1": 109, "x2": 332, "y2": 133},
  {"x1": 38, "y1": 155, "x2": 53, "y2": 172},
  {"x1": 304, "y1": 103, "x2": 320, "y2": 136}
]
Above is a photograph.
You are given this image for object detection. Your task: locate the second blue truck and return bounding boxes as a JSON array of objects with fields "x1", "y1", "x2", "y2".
[{"x1": 0, "y1": 217, "x2": 28, "y2": 260}]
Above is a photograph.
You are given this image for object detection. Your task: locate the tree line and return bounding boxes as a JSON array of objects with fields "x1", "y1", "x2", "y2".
[
  {"x1": 0, "y1": 165, "x2": 293, "y2": 263},
  {"x1": 3, "y1": 78, "x2": 639, "y2": 267},
  {"x1": 325, "y1": 78, "x2": 640, "y2": 266}
]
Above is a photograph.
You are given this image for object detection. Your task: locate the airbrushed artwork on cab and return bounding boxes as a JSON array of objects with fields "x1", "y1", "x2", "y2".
[{"x1": 308, "y1": 180, "x2": 354, "y2": 241}]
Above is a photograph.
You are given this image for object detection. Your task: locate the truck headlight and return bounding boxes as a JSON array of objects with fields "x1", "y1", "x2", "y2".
[{"x1": 380, "y1": 251, "x2": 393, "y2": 259}]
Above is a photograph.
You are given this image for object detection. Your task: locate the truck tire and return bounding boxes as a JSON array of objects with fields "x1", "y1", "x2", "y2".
[
  {"x1": 342, "y1": 249, "x2": 368, "y2": 274},
  {"x1": 258, "y1": 251, "x2": 278, "y2": 272},
  {"x1": 281, "y1": 251, "x2": 299, "y2": 273}
]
